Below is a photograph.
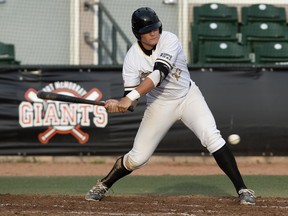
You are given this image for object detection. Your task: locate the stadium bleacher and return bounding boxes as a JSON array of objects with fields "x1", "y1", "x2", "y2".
[
  {"x1": 254, "y1": 41, "x2": 288, "y2": 64},
  {"x1": 241, "y1": 4, "x2": 287, "y2": 25},
  {"x1": 191, "y1": 3, "x2": 288, "y2": 65},
  {"x1": 198, "y1": 41, "x2": 252, "y2": 64},
  {"x1": 0, "y1": 41, "x2": 20, "y2": 65},
  {"x1": 193, "y1": 3, "x2": 238, "y2": 25}
]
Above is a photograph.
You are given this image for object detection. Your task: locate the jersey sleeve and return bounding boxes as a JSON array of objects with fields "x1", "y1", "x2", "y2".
[
  {"x1": 122, "y1": 48, "x2": 141, "y2": 91},
  {"x1": 155, "y1": 33, "x2": 181, "y2": 69}
]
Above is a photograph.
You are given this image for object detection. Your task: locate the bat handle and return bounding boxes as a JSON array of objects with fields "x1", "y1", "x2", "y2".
[
  {"x1": 127, "y1": 106, "x2": 134, "y2": 112},
  {"x1": 102, "y1": 100, "x2": 134, "y2": 112}
]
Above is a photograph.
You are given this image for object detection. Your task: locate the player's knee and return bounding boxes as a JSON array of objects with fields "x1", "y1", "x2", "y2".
[
  {"x1": 123, "y1": 154, "x2": 148, "y2": 171},
  {"x1": 202, "y1": 130, "x2": 225, "y2": 153}
]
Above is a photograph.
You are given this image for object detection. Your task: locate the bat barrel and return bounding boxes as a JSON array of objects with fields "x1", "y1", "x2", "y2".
[
  {"x1": 37, "y1": 90, "x2": 134, "y2": 112},
  {"x1": 37, "y1": 91, "x2": 63, "y2": 101}
]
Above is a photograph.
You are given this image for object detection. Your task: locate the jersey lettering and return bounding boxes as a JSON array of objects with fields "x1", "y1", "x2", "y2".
[{"x1": 160, "y1": 52, "x2": 172, "y2": 61}]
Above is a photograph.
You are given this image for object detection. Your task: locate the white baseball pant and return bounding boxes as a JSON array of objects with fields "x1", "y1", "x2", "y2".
[{"x1": 124, "y1": 84, "x2": 226, "y2": 170}]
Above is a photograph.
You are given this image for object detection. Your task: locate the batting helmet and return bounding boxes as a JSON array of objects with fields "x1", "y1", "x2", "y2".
[{"x1": 131, "y1": 7, "x2": 162, "y2": 40}]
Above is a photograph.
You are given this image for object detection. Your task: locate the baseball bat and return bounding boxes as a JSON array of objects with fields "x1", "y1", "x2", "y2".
[{"x1": 37, "y1": 91, "x2": 134, "y2": 112}]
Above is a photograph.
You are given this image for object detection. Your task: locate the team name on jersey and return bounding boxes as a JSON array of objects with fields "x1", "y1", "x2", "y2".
[{"x1": 160, "y1": 52, "x2": 172, "y2": 61}]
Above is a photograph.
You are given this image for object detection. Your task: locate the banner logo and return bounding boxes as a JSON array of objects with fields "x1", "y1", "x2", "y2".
[{"x1": 19, "y1": 82, "x2": 108, "y2": 144}]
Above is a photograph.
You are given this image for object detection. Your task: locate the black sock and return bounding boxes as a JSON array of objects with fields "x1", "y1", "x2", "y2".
[
  {"x1": 212, "y1": 144, "x2": 246, "y2": 192},
  {"x1": 101, "y1": 156, "x2": 132, "y2": 188}
]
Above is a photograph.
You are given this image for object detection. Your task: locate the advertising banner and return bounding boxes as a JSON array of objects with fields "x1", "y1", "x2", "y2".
[{"x1": 0, "y1": 67, "x2": 287, "y2": 156}]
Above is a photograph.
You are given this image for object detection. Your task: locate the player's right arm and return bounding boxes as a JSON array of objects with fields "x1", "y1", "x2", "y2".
[
  {"x1": 107, "y1": 73, "x2": 158, "y2": 113},
  {"x1": 117, "y1": 46, "x2": 170, "y2": 111},
  {"x1": 106, "y1": 73, "x2": 159, "y2": 113},
  {"x1": 106, "y1": 41, "x2": 168, "y2": 112},
  {"x1": 125, "y1": 32, "x2": 179, "y2": 101},
  {"x1": 105, "y1": 45, "x2": 141, "y2": 113},
  {"x1": 116, "y1": 77, "x2": 154, "y2": 112}
]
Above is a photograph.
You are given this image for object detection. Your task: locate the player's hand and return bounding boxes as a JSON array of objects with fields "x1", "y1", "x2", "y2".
[
  {"x1": 105, "y1": 99, "x2": 120, "y2": 113},
  {"x1": 118, "y1": 97, "x2": 133, "y2": 113}
]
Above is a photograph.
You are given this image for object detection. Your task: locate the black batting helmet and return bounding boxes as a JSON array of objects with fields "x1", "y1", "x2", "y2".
[{"x1": 131, "y1": 7, "x2": 162, "y2": 40}]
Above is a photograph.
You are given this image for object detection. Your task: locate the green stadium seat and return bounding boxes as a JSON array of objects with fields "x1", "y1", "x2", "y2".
[
  {"x1": 254, "y1": 42, "x2": 288, "y2": 64},
  {"x1": 0, "y1": 42, "x2": 20, "y2": 65},
  {"x1": 192, "y1": 22, "x2": 239, "y2": 43},
  {"x1": 191, "y1": 22, "x2": 239, "y2": 63},
  {"x1": 193, "y1": 3, "x2": 238, "y2": 24},
  {"x1": 240, "y1": 22, "x2": 288, "y2": 48},
  {"x1": 198, "y1": 41, "x2": 252, "y2": 64},
  {"x1": 241, "y1": 4, "x2": 286, "y2": 25}
]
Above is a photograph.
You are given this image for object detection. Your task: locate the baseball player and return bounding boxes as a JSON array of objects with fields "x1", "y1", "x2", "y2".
[{"x1": 85, "y1": 7, "x2": 256, "y2": 205}]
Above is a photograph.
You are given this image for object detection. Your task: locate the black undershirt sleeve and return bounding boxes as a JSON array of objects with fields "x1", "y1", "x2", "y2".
[
  {"x1": 123, "y1": 91, "x2": 130, "y2": 97},
  {"x1": 153, "y1": 61, "x2": 170, "y2": 86}
]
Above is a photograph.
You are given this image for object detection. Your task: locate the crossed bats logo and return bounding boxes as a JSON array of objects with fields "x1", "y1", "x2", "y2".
[{"x1": 19, "y1": 82, "x2": 107, "y2": 144}]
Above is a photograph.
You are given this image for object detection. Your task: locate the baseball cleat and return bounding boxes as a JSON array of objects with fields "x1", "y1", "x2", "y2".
[
  {"x1": 85, "y1": 180, "x2": 108, "y2": 201},
  {"x1": 238, "y1": 188, "x2": 256, "y2": 205}
]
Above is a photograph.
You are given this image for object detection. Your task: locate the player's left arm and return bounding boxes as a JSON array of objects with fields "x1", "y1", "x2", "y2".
[{"x1": 149, "y1": 33, "x2": 179, "y2": 87}]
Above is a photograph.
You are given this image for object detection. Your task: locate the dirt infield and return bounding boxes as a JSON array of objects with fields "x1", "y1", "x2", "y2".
[
  {"x1": 1, "y1": 194, "x2": 287, "y2": 216},
  {"x1": 1, "y1": 157, "x2": 288, "y2": 176},
  {"x1": 1, "y1": 157, "x2": 288, "y2": 215}
]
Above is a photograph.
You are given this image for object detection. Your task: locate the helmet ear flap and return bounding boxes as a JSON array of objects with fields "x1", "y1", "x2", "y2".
[
  {"x1": 159, "y1": 26, "x2": 162, "y2": 34},
  {"x1": 132, "y1": 29, "x2": 141, "y2": 40}
]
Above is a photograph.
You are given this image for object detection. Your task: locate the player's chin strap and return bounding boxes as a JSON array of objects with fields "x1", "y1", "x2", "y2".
[{"x1": 100, "y1": 156, "x2": 132, "y2": 188}]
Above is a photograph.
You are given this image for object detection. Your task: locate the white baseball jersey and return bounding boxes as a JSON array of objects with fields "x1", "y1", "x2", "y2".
[{"x1": 123, "y1": 31, "x2": 194, "y2": 103}]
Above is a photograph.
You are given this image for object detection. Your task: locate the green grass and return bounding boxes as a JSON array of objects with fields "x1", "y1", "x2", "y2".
[{"x1": 0, "y1": 175, "x2": 287, "y2": 197}]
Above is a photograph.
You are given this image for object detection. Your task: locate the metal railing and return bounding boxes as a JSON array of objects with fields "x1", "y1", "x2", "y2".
[{"x1": 84, "y1": 1, "x2": 132, "y2": 65}]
